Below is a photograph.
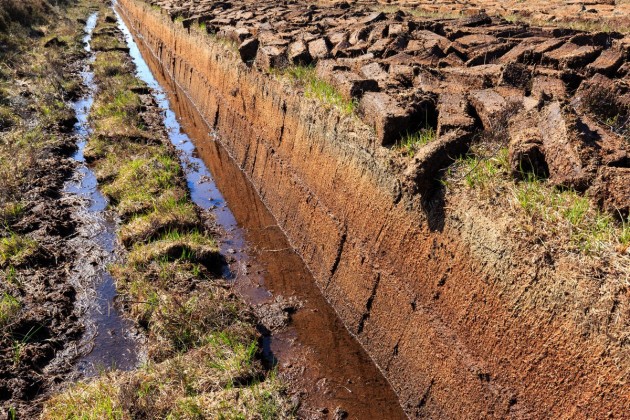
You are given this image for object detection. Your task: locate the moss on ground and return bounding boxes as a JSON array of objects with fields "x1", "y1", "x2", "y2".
[{"x1": 43, "y1": 9, "x2": 294, "y2": 419}]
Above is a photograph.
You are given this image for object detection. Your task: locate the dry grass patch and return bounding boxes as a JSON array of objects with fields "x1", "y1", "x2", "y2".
[
  {"x1": 43, "y1": 345, "x2": 293, "y2": 419},
  {"x1": 110, "y1": 257, "x2": 243, "y2": 359},
  {"x1": 42, "y1": 375, "x2": 124, "y2": 420},
  {"x1": 452, "y1": 146, "x2": 629, "y2": 255}
]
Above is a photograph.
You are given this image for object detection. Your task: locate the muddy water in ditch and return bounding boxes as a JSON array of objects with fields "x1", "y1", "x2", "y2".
[
  {"x1": 114, "y1": 6, "x2": 405, "y2": 419},
  {"x1": 63, "y1": 11, "x2": 139, "y2": 376}
]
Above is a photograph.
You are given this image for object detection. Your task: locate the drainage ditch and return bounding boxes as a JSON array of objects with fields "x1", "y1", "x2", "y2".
[
  {"x1": 113, "y1": 4, "x2": 406, "y2": 417},
  {"x1": 63, "y1": 11, "x2": 140, "y2": 376}
]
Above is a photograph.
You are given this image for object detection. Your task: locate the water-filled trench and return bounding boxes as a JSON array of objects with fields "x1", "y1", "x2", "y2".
[
  {"x1": 71, "y1": 4, "x2": 406, "y2": 416},
  {"x1": 64, "y1": 11, "x2": 140, "y2": 376}
]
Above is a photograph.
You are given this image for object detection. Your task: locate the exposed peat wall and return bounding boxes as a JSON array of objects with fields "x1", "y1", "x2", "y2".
[{"x1": 116, "y1": 0, "x2": 629, "y2": 417}]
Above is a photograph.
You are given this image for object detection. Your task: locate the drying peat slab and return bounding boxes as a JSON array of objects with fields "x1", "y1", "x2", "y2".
[{"x1": 150, "y1": 0, "x2": 629, "y2": 217}]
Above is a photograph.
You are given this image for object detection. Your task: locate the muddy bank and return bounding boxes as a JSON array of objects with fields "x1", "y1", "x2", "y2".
[
  {"x1": 117, "y1": 0, "x2": 629, "y2": 417},
  {"x1": 63, "y1": 10, "x2": 141, "y2": 376},
  {"x1": 0, "y1": 3, "x2": 112, "y2": 416},
  {"x1": 45, "y1": 8, "x2": 296, "y2": 418}
]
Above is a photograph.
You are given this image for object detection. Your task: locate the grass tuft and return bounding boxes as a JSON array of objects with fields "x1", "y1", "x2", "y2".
[
  {"x1": 453, "y1": 147, "x2": 629, "y2": 254},
  {"x1": 279, "y1": 66, "x2": 357, "y2": 114},
  {"x1": 0, "y1": 234, "x2": 38, "y2": 268},
  {"x1": 0, "y1": 202, "x2": 25, "y2": 223},
  {"x1": 119, "y1": 196, "x2": 199, "y2": 245},
  {"x1": 42, "y1": 378, "x2": 123, "y2": 420},
  {"x1": 0, "y1": 293, "x2": 20, "y2": 327},
  {"x1": 395, "y1": 127, "x2": 437, "y2": 157},
  {"x1": 126, "y1": 231, "x2": 219, "y2": 268},
  {"x1": 101, "y1": 155, "x2": 182, "y2": 207}
]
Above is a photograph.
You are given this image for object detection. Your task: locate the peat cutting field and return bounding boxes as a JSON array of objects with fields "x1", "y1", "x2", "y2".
[{"x1": 0, "y1": 0, "x2": 629, "y2": 418}]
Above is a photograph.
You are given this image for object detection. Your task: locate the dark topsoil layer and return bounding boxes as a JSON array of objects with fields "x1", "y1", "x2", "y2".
[{"x1": 152, "y1": 0, "x2": 629, "y2": 219}]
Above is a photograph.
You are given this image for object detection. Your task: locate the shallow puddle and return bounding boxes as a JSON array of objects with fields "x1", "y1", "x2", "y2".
[
  {"x1": 114, "y1": 4, "x2": 405, "y2": 418},
  {"x1": 63, "y1": 11, "x2": 139, "y2": 376}
]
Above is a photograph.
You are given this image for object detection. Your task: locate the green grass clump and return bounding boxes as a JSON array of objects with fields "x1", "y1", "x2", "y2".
[
  {"x1": 42, "y1": 379, "x2": 124, "y2": 420},
  {"x1": 92, "y1": 87, "x2": 143, "y2": 132},
  {"x1": 126, "y1": 231, "x2": 218, "y2": 268},
  {"x1": 513, "y1": 176, "x2": 629, "y2": 253},
  {"x1": 94, "y1": 90, "x2": 141, "y2": 119},
  {"x1": 0, "y1": 234, "x2": 38, "y2": 268},
  {"x1": 396, "y1": 127, "x2": 436, "y2": 157},
  {"x1": 101, "y1": 155, "x2": 182, "y2": 206},
  {"x1": 0, "y1": 202, "x2": 25, "y2": 223},
  {"x1": 119, "y1": 196, "x2": 199, "y2": 245},
  {"x1": 0, "y1": 293, "x2": 20, "y2": 327},
  {"x1": 454, "y1": 148, "x2": 629, "y2": 254},
  {"x1": 458, "y1": 148, "x2": 509, "y2": 190},
  {"x1": 280, "y1": 65, "x2": 357, "y2": 114}
]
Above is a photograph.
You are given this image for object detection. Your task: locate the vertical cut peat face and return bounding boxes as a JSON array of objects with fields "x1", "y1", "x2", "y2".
[{"x1": 113, "y1": 5, "x2": 406, "y2": 418}]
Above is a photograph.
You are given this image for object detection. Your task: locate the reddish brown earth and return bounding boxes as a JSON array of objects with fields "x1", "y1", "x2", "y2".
[{"x1": 117, "y1": 0, "x2": 629, "y2": 417}]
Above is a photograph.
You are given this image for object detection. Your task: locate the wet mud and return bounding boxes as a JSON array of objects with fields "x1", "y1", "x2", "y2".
[
  {"x1": 0, "y1": 10, "x2": 145, "y2": 417},
  {"x1": 1, "y1": 11, "x2": 93, "y2": 417},
  {"x1": 63, "y1": 11, "x2": 140, "y2": 376}
]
